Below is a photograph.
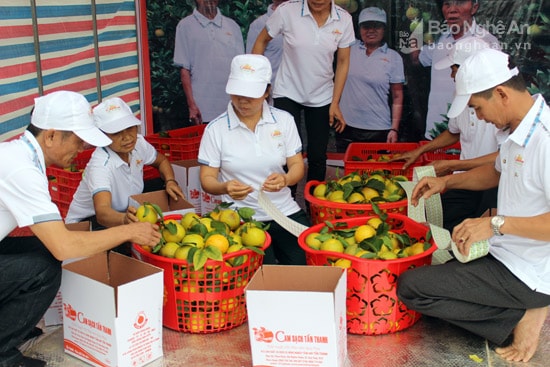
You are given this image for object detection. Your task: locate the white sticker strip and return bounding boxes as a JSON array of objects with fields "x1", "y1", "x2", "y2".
[{"x1": 257, "y1": 190, "x2": 309, "y2": 237}]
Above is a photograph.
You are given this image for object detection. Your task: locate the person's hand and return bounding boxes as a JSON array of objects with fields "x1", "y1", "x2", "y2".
[
  {"x1": 431, "y1": 160, "x2": 454, "y2": 177},
  {"x1": 129, "y1": 222, "x2": 162, "y2": 247},
  {"x1": 410, "y1": 176, "x2": 446, "y2": 206},
  {"x1": 387, "y1": 130, "x2": 398, "y2": 143},
  {"x1": 451, "y1": 217, "x2": 492, "y2": 256},
  {"x1": 226, "y1": 180, "x2": 253, "y2": 201},
  {"x1": 329, "y1": 104, "x2": 346, "y2": 133},
  {"x1": 388, "y1": 149, "x2": 422, "y2": 170},
  {"x1": 125, "y1": 205, "x2": 139, "y2": 224},
  {"x1": 262, "y1": 173, "x2": 287, "y2": 192},
  {"x1": 165, "y1": 180, "x2": 186, "y2": 201},
  {"x1": 188, "y1": 105, "x2": 202, "y2": 125}
]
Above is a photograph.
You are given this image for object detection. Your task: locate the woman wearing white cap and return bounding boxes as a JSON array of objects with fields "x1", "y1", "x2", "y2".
[
  {"x1": 198, "y1": 54, "x2": 310, "y2": 265},
  {"x1": 0, "y1": 91, "x2": 161, "y2": 367},
  {"x1": 66, "y1": 97, "x2": 185, "y2": 241},
  {"x1": 336, "y1": 6, "x2": 405, "y2": 152}
]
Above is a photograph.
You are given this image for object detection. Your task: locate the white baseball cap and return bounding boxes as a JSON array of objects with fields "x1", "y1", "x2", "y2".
[
  {"x1": 434, "y1": 37, "x2": 490, "y2": 70},
  {"x1": 93, "y1": 97, "x2": 142, "y2": 134},
  {"x1": 31, "y1": 91, "x2": 111, "y2": 147},
  {"x1": 359, "y1": 7, "x2": 386, "y2": 25},
  {"x1": 226, "y1": 54, "x2": 272, "y2": 98},
  {"x1": 447, "y1": 48, "x2": 519, "y2": 118}
]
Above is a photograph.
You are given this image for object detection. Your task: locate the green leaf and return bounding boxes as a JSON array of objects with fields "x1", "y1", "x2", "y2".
[
  {"x1": 204, "y1": 246, "x2": 223, "y2": 262},
  {"x1": 244, "y1": 246, "x2": 265, "y2": 255},
  {"x1": 193, "y1": 249, "x2": 208, "y2": 270}
]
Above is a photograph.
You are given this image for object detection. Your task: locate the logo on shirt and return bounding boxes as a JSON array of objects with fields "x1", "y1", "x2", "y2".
[
  {"x1": 381, "y1": 57, "x2": 390, "y2": 63},
  {"x1": 271, "y1": 130, "x2": 282, "y2": 138},
  {"x1": 136, "y1": 159, "x2": 143, "y2": 166},
  {"x1": 332, "y1": 29, "x2": 342, "y2": 36},
  {"x1": 514, "y1": 154, "x2": 524, "y2": 165}
]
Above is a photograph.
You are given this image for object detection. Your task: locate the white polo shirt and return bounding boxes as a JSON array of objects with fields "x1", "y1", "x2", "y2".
[
  {"x1": 198, "y1": 101, "x2": 303, "y2": 221},
  {"x1": 65, "y1": 135, "x2": 158, "y2": 224},
  {"x1": 0, "y1": 131, "x2": 62, "y2": 240},
  {"x1": 246, "y1": 4, "x2": 283, "y2": 85},
  {"x1": 419, "y1": 20, "x2": 499, "y2": 139},
  {"x1": 173, "y1": 8, "x2": 244, "y2": 122},
  {"x1": 448, "y1": 108, "x2": 501, "y2": 160},
  {"x1": 265, "y1": 0, "x2": 355, "y2": 106},
  {"x1": 490, "y1": 94, "x2": 550, "y2": 295},
  {"x1": 340, "y1": 41, "x2": 405, "y2": 130}
]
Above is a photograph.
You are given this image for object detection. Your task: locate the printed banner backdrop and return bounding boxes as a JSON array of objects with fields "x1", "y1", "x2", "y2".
[{"x1": 0, "y1": 0, "x2": 141, "y2": 141}]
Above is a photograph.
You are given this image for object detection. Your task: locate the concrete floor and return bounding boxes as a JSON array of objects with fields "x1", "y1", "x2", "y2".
[
  {"x1": 21, "y1": 313, "x2": 550, "y2": 366},
  {"x1": 20, "y1": 151, "x2": 550, "y2": 367}
]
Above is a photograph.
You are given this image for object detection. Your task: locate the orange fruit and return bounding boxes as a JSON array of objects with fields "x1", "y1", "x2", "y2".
[{"x1": 205, "y1": 234, "x2": 230, "y2": 254}]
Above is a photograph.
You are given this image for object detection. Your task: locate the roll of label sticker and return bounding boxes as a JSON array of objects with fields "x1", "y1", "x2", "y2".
[
  {"x1": 257, "y1": 190, "x2": 309, "y2": 237},
  {"x1": 451, "y1": 239, "x2": 490, "y2": 263}
]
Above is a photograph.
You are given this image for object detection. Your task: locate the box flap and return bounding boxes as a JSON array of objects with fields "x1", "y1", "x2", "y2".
[
  {"x1": 247, "y1": 265, "x2": 344, "y2": 292},
  {"x1": 129, "y1": 190, "x2": 194, "y2": 213}
]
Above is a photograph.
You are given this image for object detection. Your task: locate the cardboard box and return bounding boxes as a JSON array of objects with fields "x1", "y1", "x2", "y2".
[
  {"x1": 62, "y1": 252, "x2": 163, "y2": 367},
  {"x1": 40, "y1": 221, "x2": 91, "y2": 326},
  {"x1": 245, "y1": 265, "x2": 347, "y2": 367},
  {"x1": 171, "y1": 159, "x2": 221, "y2": 215},
  {"x1": 129, "y1": 189, "x2": 195, "y2": 217}
]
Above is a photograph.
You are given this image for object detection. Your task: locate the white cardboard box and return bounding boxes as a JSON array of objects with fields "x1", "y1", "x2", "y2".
[
  {"x1": 245, "y1": 265, "x2": 348, "y2": 367},
  {"x1": 62, "y1": 252, "x2": 163, "y2": 367},
  {"x1": 171, "y1": 159, "x2": 221, "y2": 215},
  {"x1": 41, "y1": 221, "x2": 91, "y2": 326},
  {"x1": 129, "y1": 189, "x2": 195, "y2": 217}
]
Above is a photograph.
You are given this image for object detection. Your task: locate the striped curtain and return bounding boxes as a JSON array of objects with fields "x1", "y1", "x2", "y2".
[{"x1": 0, "y1": 0, "x2": 141, "y2": 141}]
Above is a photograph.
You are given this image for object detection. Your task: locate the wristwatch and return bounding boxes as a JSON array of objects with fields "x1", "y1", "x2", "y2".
[{"x1": 490, "y1": 215, "x2": 505, "y2": 236}]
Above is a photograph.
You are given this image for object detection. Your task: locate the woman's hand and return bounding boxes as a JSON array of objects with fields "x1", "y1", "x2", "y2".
[{"x1": 262, "y1": 173, "x2": 287, "y2": 192}]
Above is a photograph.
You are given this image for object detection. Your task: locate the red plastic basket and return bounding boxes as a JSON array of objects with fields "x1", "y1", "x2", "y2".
[
  {"x1": 145, "y1": 124, "x2": 206, "y2": 161},
  {"x1": 304, "y1": 180, "x2": 408, "y2": 225},
  {"x1": 419, "y1": 140, "x2": 461, "y2": 163},
  {"x1": 132, "y1": 215, "x2": 271, "y2": 333},
  {"x1": 343, "y1": 142, "x2": 421, "y2": 179},
  {"x1": 298, "y1": 214, "x2": 436, "y2": 335}
]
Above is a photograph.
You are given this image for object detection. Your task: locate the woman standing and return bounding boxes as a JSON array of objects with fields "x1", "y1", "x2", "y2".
[
  {"x1": 336, "y1": 7, "x2": 405, "y2": 153},
  {"x1": 252, "y1": 0, "x2": 355, "y2": 184}
]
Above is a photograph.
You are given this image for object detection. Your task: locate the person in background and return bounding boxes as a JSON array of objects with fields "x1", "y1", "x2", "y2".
[
  {"x1": 392, "y1": 37, "x2": 504, "y2": 232},
  {"x1": 398, "y1": 48, "x2": 550, "y2": 363},
  {"x1": 336, "y1": 6, "x2": 404, "y2": 153},
  {"x1": 174, "y1": 0, "x2": 244, "y2": 125},
  {"x1": 0, "y1": 91, "x2": 161, "y2": 367},
  {"x1": 252, "y1": 0, "x2": 355, "y2": 184},
  {"x1": 65, "y1": 97, "x2": 185, "y2": 233},
  {"x1": 198, "y1": 54, "x2": 309, "y2": 265},
  {"x1": 246, "y1": 0, "x2": 287, "y2": 97},
  {"x1": 413, "y1": 0, "x2": 499, "y2": 140}
]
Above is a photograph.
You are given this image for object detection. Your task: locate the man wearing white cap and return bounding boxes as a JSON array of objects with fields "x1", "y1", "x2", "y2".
[
  {"x1": 66, "y1": 97, "x2": 184, "y2": 237},
  {"x1": 0, "y1": 91, "x2": 161, "y2": 367},
  {"x1": 198, "y1": 54, "x2": 310, "y2": 265},
  {"x1": 336, "y1": 6, "x2": 405, "y2": 151},
  {"x1": 393, "y1": 37, "x2": 505, "y2": 231},
  {"x1": 398, "y1": 49, "x2": 550, "y2": 362},
  {"x1": 414, "y1": 0, "x2": 499, "y2": 140}
]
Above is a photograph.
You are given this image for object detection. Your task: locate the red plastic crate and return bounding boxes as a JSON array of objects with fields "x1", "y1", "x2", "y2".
[
  {"x1": 343, "y1": 143, "x2": 421, "y2": 179},
  {"x1": 298, "y1": 214, "x2": 437, "y2": 335},
  {"x1": 132, "y1": 214, "x2": 271, "y2": 333},
  {"x1": 419, "y1": 140, "x2": 461, "y2": 163},
  {"x1": 145, "y1": 124, "x2": 206, "y2": 161},
  {"x1": 47, "y1": 149, "x2": 93, "y2": 217},
  {"x1": 143, "y1": 165, "x2": 160, "y2": 180}
]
